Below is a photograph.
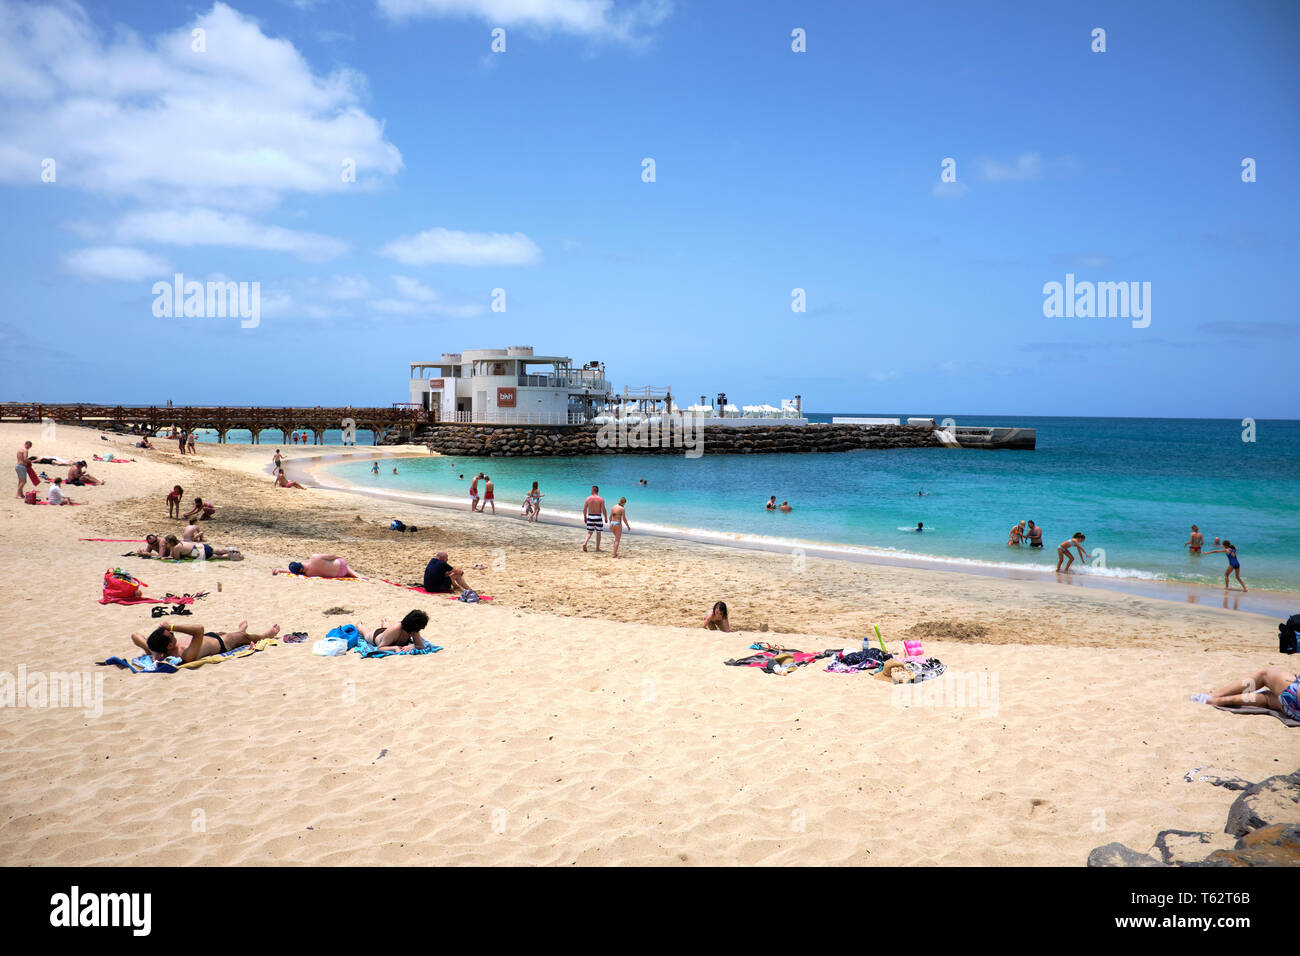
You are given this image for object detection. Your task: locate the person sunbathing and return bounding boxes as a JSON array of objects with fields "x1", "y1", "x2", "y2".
[
  {"x1": 273, "y1": 469, "x2": 306, "y2": 489},
  {"x1": 163, "y1": 535, "x2": 242, "y2": 561},
  {"x1": 1197, "y1": 665, "x2": 1300, "y2": 721},
  {"x1": 360, "y1": 610, "x2": 431, "y2": 650},
  {"x1": 288, "y1": 554, "x2": 356, "y2": 578},
  {"x1": 132, "y1": 620, "x2": 280, "y2": 664},
  {"x1": 67, "y1": 461, "x2": 103, "y2": 486},
  {"x1": 183, "y1": 497, "x2": 216, "y2": 520},
  {"x1": 133, "y1": 533, "x2": 165, "y2": 557}
]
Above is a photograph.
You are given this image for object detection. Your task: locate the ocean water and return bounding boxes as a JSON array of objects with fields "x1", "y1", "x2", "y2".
[{"x1": 324, "y1": 416, "x2": 1300, "y2": 594}]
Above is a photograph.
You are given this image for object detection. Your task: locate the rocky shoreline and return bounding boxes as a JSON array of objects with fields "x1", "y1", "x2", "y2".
[{"x1": 382, "y1": 422, "x2": 943, "y2": 456}]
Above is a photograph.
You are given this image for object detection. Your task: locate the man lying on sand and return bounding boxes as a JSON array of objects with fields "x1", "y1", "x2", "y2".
[
  {"x1": 1195, "y1": 665, "x2": 1300, "y2": 721},
  {"x1": 132, "y1": 620, "x2": 280, "y2": 663},
  {"x1": 360, "y1": 610, "x2": 431, "y2": 650},
  {"x1": 164, "y1": 535, "x2": 243, "y2": 561},
  {"x1": 423, "y1": 551, "x2": 468, "y2": 593},
  {"x1": 288, "y1": 554, "x2": 355, "y2": 578}
]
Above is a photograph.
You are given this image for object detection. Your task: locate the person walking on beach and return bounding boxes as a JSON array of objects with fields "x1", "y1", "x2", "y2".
[
  {"x1": 1204, "y1": 540, "x2": 1247, "y2": 591},
  {"x1": 1184, "y1": 524, "x2": 1204, "y2": 554},
  {"x1": 583, "y1": 485, "x2": 607, "y2": 552},
  {"x1": 14, "y1": 440, "x2": 35, "y2": 498},
  {"x1": 187, "y1": 432, "x2": 197, "y2": 454},
  {"x1": 609, "y1": 497, "x2": 630, "y2": 558},
  {"x1": 1056, "y1": 532, "x2": 1088, "y2": 572},
  {"x1": 177, "y1": 430, "x2": 187, "y2": 454},
  {"x1": 523, "y1": 481, "x2": 543, "y2": 522},
  {"x1": 469, "y1": 472, "x2": 484, "y2": 512},
  {"x1": 482, "y1": 475, "x2": 495, "y2": 514},
  {"x1": 273, "y1": 449, "x2": 282, "y2": 469}
]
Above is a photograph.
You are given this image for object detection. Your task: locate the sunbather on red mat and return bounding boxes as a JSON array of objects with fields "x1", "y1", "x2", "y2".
[{"x1": 132, "y1": 620, "x2": 280, "y2": 663}]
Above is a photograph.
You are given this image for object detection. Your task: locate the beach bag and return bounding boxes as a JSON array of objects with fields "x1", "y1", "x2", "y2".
[
  {"x1": 311, "y1": 638, "x2": 348, "y2": 657},
  {"x1": 390, "y1": 520, "x2": 406, "y2": 532},
  {"x1": 1280, "y1": 615, "x2": 1300, "y2": 655},
  {"x1": 102, "y1": 568, "x2": 144, "y2": 602},
  {"x1": 23, "y1": 490, "x2": 36, "y2": 504},
  {"x1": 326, "y1": 624, "x2": 362, "y2": 649},
  {"x1": 458, "y1": 589, "x2": 480, "y2": 603}
]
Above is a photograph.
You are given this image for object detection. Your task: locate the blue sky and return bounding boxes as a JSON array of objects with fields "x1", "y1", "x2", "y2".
[{"x1": 1, "y1": 0, "x2": 1297, "y2": 417}]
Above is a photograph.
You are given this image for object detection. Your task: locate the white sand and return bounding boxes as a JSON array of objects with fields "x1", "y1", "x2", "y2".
[{"x1": 0, "y1": 423, "x2": 1290, "y2": 866}]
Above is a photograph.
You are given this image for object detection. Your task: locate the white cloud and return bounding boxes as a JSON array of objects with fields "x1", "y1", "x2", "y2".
[
  {"x1": 0, "y1": 2, "x2": 403, "y2": 205},
  {"x1": 376, "y1": 0, "x2": 673, "y2": 44},
  {"x1": 931, "y1": 181, "x2": 968, "y2": 200},
  {"x1": 379, "y1": 227, "x2": 542, "y2": 266},
  {"x1": 115, "y1": 208, "x2": 349, "y2": 261},
  {"x1": 62, "y1": 246, "x2": 172, "y2": 281},
  {"x1": 975, "y1": 153, "x2": 1042, "y2": 182},
  {"x1": 325, "y1": 274, "x2": 373, "y2": 300},
  {"x1": 392, "y1": 275, "x2": 439, "y2": 301}
]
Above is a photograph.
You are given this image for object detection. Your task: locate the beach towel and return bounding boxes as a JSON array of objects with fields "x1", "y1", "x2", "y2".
[
  {"x1": 81, "y1": 538, "x2": 146, "y2": 543},
  {"x1": 273, "y1": 569, "x2": 370, "y2": 582},
  {"x1": 375, "y1": 578, "x2": 494, "y2": 600},
  {"x1": 351, "y1": 637, "x2": 442, "y2": 659},
  {"x1": 98, "y1": 638, "x2": 278, "y2": 673},
  {"x1": 92, "y1": 455, "x2": 134, "y2": 463},
  {"x1": 1211, "y1": 704, "x2": 1300, "y2": 728},
  {"x1": 28, "y1": 500, "x2": 85, "y2": 506},
  {"x1": 725, "y1": 649, "x2": 835, "y2": 674}
]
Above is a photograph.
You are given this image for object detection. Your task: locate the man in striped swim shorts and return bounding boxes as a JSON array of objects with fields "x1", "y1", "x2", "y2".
[{"x1": 583, "y1": 484, "x2": 607, "y2": 552}]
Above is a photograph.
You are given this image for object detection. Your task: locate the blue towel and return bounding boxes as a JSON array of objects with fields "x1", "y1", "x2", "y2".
[
  {"x1": 98, "y1": 654, "x2": 180, "y2": 674},
  {"x1": 351, "y1": 638, "x2": 442, "y2": 659}
]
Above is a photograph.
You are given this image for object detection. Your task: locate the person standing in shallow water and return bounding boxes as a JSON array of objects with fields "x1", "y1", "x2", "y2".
[{"x1": 1204, "y1": 540, "x2": 1247, "y2": 592}]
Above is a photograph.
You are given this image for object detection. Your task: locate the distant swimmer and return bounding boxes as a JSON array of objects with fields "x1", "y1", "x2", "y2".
[
  {"x1": 1056, "y1": 532, "x2": 1088, "y2": 573},
  {"x1": 1007, "y1": 521, "x2": 1026, "y2": 546},
  {"x1": 915, "y1": 522, "x2": 924, "y2": 532},
  {"x1": 1204, "y1": 540, "x2": 1247, "y2": 592},
  {"x1": 1025, "y1": 521, "x2": 1043, "y2": 548},
  {"x1": 1184, "y1": 524, "x2": 1204, "y2": 554},
  {"x1": 779, "y1": 501, "x2": 792, "y2": 513},
  {"x1": 371, "y1": 461, "x2": 379, "y2": 475},
  {"x1": 765, "y1": 496, "x2": 777, "y2": 511},
  {"x1": 392, "y1": 467, "x2": 398, "y2": 475}
]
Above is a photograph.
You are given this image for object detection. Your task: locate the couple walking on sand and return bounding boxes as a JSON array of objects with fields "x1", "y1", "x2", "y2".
[{"x1": 582, "y1": 485, "x2": 630, "y2": 558}]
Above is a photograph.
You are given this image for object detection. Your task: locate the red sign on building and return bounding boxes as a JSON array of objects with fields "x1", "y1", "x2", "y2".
[
  {"x1": 496, "y1": 387, "x2": 517, "y2": 407},
  {"x1": 429, "y1": 378, "x2": 445, "y2": 389}
]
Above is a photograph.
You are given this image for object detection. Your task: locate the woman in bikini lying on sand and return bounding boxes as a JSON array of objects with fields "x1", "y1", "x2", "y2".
[
  {"x1": 359, "y1": 610, "x2": 430, "y2": 650},
  {"x1": 1196, "y1": 665, "x2": 1300, "y2": 721},
  {"x1": 162, "y1": 535, "x2": 243, "y2": 561},
  {"x1": 132, "y1": 620, "x2": 280, "y2": 663}
]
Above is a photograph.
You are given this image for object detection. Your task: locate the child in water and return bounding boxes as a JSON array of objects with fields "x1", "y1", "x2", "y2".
[{"x1": 1204, "y1": 540, "x2": 1247, "y2": 592}]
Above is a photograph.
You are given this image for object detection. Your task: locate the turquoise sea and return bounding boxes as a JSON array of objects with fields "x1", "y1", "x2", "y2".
[{"x1": 319, "y1": 415, "x2": 1300, "y2": 597}]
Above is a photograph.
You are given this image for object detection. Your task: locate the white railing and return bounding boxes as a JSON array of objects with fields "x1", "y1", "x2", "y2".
[{"x1": 451, "y1": 410, "x2": 589, "y2": 425}]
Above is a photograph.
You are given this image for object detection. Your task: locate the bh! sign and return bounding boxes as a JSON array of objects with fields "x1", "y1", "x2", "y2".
[{"x1": 496, "y1": 387, "x2": 517, "y2": 408}]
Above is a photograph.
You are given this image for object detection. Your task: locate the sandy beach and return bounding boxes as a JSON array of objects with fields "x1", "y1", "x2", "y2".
[{"x1": 0, "y1": 422, "x2": 1291, "y2": 867}]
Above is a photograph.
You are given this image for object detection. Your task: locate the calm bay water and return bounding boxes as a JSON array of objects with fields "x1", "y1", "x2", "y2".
[{"x1": 324, "y1": 416, "x2": 1300, "y2": 594}]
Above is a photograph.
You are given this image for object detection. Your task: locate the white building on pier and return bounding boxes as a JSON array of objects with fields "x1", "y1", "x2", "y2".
[{"x1": 410, "y1": 347, "x2": 613, "y2": 424}]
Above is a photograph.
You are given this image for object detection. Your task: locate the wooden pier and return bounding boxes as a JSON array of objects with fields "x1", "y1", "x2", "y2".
[{"x1": 0, "y1": 403, "x2": 422, "y2": 445}]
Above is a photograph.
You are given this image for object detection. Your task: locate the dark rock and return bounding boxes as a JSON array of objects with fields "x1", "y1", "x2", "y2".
[
  {"x1": 1224, "y1": 771, "x2": 1300, "y2": 837},
  {"x1": 1087, "y1": 843, "x2": 1165, "y2": 867}
]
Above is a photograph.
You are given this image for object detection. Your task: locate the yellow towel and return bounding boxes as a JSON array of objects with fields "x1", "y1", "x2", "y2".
[{"x1": 178, "y1": 637, "x2": 280, "y2": 669}]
